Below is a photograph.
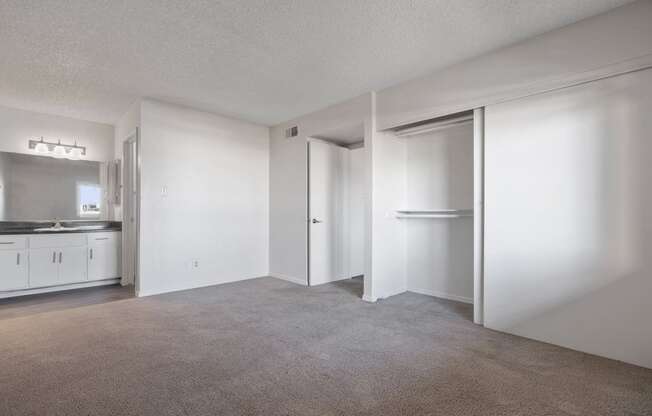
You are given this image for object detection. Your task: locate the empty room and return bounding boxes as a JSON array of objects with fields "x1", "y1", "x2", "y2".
[{"x1": 1, "y1": 1, "x2": 651, "y2": 415}]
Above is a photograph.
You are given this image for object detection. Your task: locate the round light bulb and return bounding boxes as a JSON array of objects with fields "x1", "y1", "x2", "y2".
[
  {"x1": 53, "y1": 144, "x2": 66, "y2": 157},
  {"x1": 35, "y1": 142, "x2": 49, "y2": 153},
  {"x1": 69, "y1": 147, "x2": 83, "y2": 159}
]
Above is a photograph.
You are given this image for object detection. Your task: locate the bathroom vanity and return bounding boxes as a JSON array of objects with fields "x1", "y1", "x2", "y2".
[
  {"x1": 0, "y1": 226, "x2": 122, "y2": 298},
  {"x1": 0, "y1": 149, "x2": 124, "y2": 298}
]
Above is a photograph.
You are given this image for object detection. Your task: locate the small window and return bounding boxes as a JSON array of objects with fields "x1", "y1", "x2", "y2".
[{"x1": 77, "y1": 183, "x2": 102, "y2": 217}]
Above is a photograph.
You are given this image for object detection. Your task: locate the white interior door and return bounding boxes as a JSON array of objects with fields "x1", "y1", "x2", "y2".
[{"x1": 309, "y1": 140, "x2": 349, "y2": 286}]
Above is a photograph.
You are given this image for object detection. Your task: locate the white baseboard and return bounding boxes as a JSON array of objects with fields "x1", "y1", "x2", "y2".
[
  {"x1": 362, "y1": 294, "x2": 377, "y2": 303},
  {"x1": 269, "y1": 273, "x2": 308, "y2": 286},
  {"x1": 408, "y1": 287, "x2": 473, "y2": 304},
  {"x1": 309, "y1": 275, "x2": 353, "y2": 287},
  {"x1": 0, "y1": 278, "x2": 121, "y2": 299},
  {"x1": 137, "y1": 274, "x2": 266, "y2": 297}
]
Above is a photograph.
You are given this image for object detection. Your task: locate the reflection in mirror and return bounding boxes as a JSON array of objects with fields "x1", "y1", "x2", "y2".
[{"x1": 0, "y1": 151, "x2": 104, "y2": 221}]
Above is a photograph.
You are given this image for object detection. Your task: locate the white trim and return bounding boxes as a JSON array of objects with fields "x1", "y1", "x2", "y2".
[
  {"x1": 408, "y1": 287, "x2": 473, "y2": 304},
  {"x1": 378, "y1": 53, "x2": 652, "y2": 131},
  {"x1": 137, "y1": 275, "x2": 268, "y2": 297},
  {"x1": 473, "y1": 108, "x2": 485, "y2": 325},
  {"x1": 393, "y1": 114, "x2": 473, "y2": 137},
  {"x1": 362, "y1": 294, "x2": 377, "y2": 303},
  {"x1": 269, "y1": 273, "x2": 308, "y2": 286},
  {"x1": 308, "y1": 275, "x2": 351, "y2": 286},
  {"x1": 0, "y1": 279, "x2": 120, "y2": 299}
]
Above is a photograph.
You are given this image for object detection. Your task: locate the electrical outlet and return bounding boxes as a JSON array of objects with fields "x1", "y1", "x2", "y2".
[{"x1": 192, "y1": 259, "x2": 199, "y2": 269}]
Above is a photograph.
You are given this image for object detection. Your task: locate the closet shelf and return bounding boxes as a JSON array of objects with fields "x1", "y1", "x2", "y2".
[{"x1": 395, "y1": 209, "x2": 473, "y2": 219}]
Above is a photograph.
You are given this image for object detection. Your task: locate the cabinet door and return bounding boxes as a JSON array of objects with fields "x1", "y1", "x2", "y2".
[
  {"x1": 0, "y1": 250, "x2": 28, "y2": 291},
  {"x1": 88, "y1": 235, "x2": 121, "y2": 281},
  {"x1": 88, "y1": 243, "x2": 105, "y2": 281},
  {"x1": 59, "y1": 246, "x2": 88, "y2": 284},
  {"x1": 29, "y1": 248, "x2": 59, "y2": 288},
  {"x1": 103, "y1": 239, "x2": 120, "y2": 279}
]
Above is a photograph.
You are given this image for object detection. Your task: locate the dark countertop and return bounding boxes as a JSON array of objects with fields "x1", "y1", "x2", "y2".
[{"x1": 0, "y1": 221, "x2": 122, "y2": 235}]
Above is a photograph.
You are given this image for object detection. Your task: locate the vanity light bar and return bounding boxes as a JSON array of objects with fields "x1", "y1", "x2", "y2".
[{"x1": 28, "y1": 137, "x2": 87, "y2": 157}]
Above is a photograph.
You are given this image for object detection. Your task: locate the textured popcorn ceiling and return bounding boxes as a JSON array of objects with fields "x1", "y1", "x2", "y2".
[{"x1": 0, "y1": 0, "x2": 634, "y2": 126}]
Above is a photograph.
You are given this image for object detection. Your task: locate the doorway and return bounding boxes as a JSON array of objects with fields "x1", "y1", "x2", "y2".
[
  {"x1": 307, "y1": 123, "x2": 365, "y2": 296},
  {"x1": 122, "y1": 130, "x2": 140, "y2": 294}
]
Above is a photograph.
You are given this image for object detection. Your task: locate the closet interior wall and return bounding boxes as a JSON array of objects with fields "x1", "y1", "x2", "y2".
[
  {"x1": 370, "y1": 114, "x2": 477, "y2": 305},
  {"x1": 402, "y1": 123, "x2": 474, "y2": 303}
]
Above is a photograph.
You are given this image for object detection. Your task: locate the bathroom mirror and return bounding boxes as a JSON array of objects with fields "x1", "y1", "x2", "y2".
[{"x1": 0, "y1": 151, "x2": 104, "y2": 221}]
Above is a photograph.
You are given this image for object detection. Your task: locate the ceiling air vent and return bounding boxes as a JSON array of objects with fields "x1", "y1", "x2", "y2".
[{"x1": 285, "y1": 126, "x2": 299, "y2": 138}]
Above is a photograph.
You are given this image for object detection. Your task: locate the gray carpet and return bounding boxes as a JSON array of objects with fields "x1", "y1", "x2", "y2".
[{"x1": 1, "y1": 277, "x2": 651, "y2": 415}]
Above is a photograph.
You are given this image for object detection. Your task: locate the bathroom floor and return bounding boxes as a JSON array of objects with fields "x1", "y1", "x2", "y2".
[{"x1": 0, "y1": 284, "x2": 133, "y2": 321}]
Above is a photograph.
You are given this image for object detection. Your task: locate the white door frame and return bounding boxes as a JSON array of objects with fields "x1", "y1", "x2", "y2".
[
  {"x1": 307, "y1": 138, "x2": 351, "y2": 287},
  {"x1": 122, "y1": 129, "x2": 141, "y2": 294},
  {"x1": 473, "y1": 108, "x2": 485, "y2": 325}
]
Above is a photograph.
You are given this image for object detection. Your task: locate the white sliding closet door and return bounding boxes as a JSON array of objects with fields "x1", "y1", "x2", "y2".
[
  {"x1": 309, "y1": 140, "x2": 349, "y2": 286},
  {"x1": 485, "y1": 69, "x2": 652, "y2": 369}
]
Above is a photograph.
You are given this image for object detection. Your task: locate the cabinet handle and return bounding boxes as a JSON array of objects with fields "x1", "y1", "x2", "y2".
[
  {"x1": 16, "y1": 253, "x2": 20, "y2": 265},
  {"x1": 52, "y1": 251, "x2": 56, "y2": 263},
  {"x1": 95, "y1": 237, "x2": 109, "y2": 241},
  {"x1": 0, "y1": 242, "x2": 15, "y2": 245},
  {"x1": 90, "y1": 248, "x2": 93, "y2": 260},
  {"x1": 59, "y1": 252, "x2": 62, "y2": 264}
]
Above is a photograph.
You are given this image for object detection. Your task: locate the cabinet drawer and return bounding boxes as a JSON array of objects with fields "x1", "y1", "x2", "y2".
[
  {"x1": 29, "y1": 234, "x2": 87, "y2": 249},
  {"x1": 87, "y1": 232, "x2": 121, "y2": 244},
  {"x1": 0, "y1": 235, "x2": 28, "y2": 250}
]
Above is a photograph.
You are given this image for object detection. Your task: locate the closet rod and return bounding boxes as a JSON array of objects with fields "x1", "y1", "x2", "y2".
[
  {"x1": 394, "y1": 114, "x2": 473, "y2": 137},
  {"x1": 395, "y1": 213, "x2": 474, "y2": 219}
]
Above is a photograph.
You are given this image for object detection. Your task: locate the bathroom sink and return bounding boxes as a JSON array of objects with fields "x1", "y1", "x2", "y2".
[
  {"x1": 72, "y1": 225, "x2": 107, "y2": 231},
  {"x1": 33, "y1": 226, "x2": 80, "y2": 232},
  {"x1": 33, "y1": 225, "x2": 109, "y2": 232}
]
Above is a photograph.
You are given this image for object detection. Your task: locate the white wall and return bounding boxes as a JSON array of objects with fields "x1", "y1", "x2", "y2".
[
  {"x1": 484, "y1": 68, "x2": 652, "y2": 369},
  {"x1": 269, "y1": 93, "x2": 372, "y2": 285},
  {"x1": 268, "y1": 133, "x2": 308, "y2": 285},
  {"x1": 138, "y1": 100, "x2": 269, "y2": 296},
  {"x1": 405, "y1": 124, "x2": 474, "y2": 303},
  {"x1": 376, "y1": 1, "x2": 652, "y2": 130},
  {"x1": 369, "y1": 129, "x2": 406, "y2": 300},
  {"x1": 112, "y1": 103, "x2": 141, "y2": 221},
  {"x1": 348, "y1": 147, "x2": 365, "y2": 277},
  {"x1": 114, "y1": 102, "x2": 141, "y2": 161},
  {"x1": 0, "y1": 104, "x2": 114, "y2": 162}
]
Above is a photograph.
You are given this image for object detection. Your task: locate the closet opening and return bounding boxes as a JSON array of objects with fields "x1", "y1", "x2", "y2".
[
  {"x1": 389, "y1": 109, "x2": 484, "y2": 324},
  {"x1": 307, "y1": 123, "x2": 366, "y2": 299}
]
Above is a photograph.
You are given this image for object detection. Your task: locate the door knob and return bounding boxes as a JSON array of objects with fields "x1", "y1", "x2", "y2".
[{"x1": 312, "y1": 218, "x2": 323, "y2": 224}]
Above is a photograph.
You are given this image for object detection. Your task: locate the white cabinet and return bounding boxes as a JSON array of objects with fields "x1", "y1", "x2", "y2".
[
  {"x1": 88, "y1": 232, "x2": 121, "y2": 281},
  {"x1": 28, "y1": 234, "x2": 88, "y2": 288},
  {"x1": 0, "y1": 249, "x2": 28, "y2": 291},
  {"x1": 29, "y1": 248, "x2": 59, "y2": 287},
  {"x1": 0, "y1": 231, "x2": 121, "y2": 295},
  {"x1": 59, "y1": 246, "x2": 89, "y2": 283},
  {"x1": 0, "y1": 235, "x2": 28, "y2": 291}
]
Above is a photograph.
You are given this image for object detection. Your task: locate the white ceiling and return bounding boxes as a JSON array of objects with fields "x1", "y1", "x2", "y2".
[
  {"x1": 0, "y1": 0, "x2": 634, "y2": 126},
  {"x1": 313, "y1": 123, "x2": 365, "y2": 146}
]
